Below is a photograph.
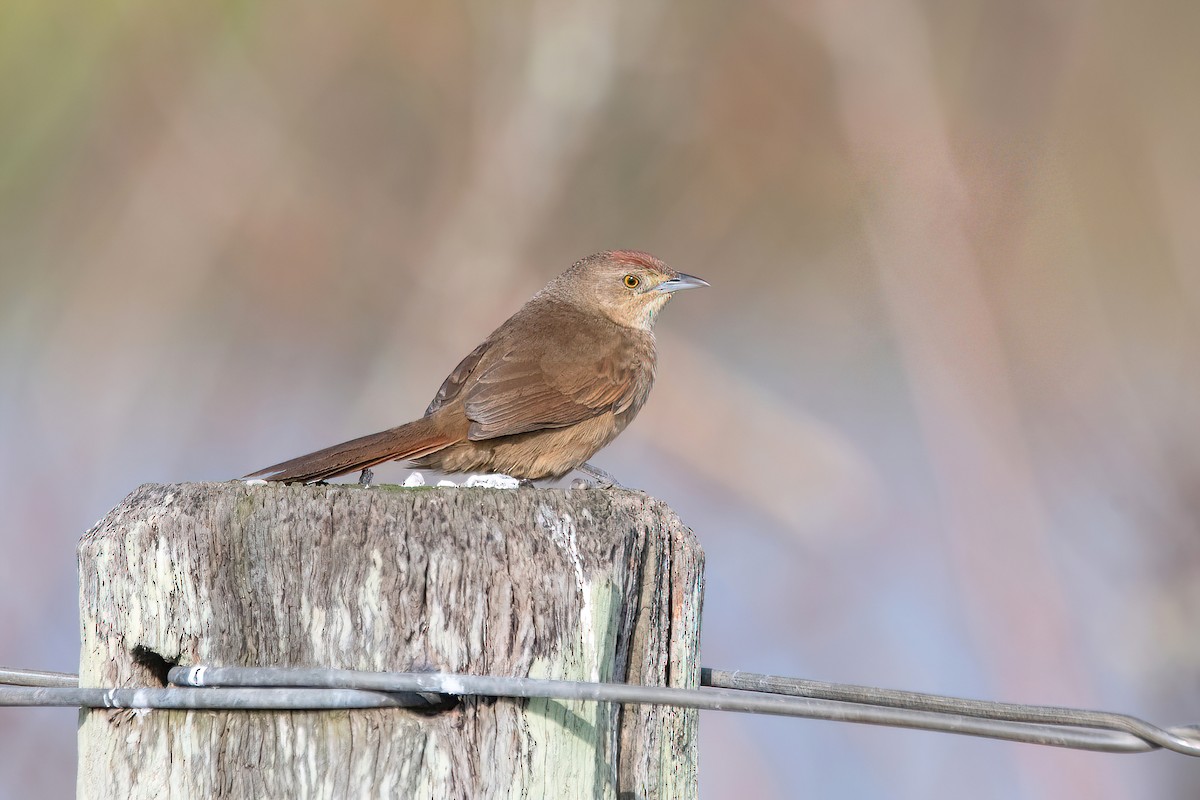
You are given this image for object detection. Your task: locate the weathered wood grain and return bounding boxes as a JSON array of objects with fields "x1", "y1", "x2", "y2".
[{"x1": 77, "y1": 482, "x2": 703, "y2": 799}]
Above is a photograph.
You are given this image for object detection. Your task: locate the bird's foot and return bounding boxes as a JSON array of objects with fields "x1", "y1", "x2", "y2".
[
  {"x1": 575, "y1": 462, "x2": 627, "y2": 490},
  {"x1": 358, "y1": 468, "x2": 374, "y2": 488}
]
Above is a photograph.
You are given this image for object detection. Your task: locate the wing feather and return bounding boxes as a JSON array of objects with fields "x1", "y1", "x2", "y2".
[{"x1": 461, "y1": 318, "x2": 654, "y2": 440}]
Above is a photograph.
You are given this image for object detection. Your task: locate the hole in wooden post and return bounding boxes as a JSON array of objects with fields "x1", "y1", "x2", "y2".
[
  {"x1": 409, "y1": 692, "x2": 461, "y2": 715},
  {"x1": 131, "y1": 645, "x2": 179, "y2": 687}
]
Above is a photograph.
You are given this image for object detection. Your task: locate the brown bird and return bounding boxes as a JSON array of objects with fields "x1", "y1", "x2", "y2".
[{"x1": 246, "y1": 250, "x2": 707, "y2": 485}]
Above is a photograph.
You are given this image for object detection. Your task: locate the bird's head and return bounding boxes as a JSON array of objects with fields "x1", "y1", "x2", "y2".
[{"x1": 550, "y1": 250, "x2": 708, "y2": 330}]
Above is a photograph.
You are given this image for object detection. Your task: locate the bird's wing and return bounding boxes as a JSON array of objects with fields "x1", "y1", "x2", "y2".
[
  {"x1": 425, "y1": 339, "x2": 490, "y2": 416},
  {"x1": 461, "y1": 318, "x2": 654, "y2": 440}
]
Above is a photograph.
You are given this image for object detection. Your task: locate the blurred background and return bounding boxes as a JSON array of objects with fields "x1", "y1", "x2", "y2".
[{"x1": 2, "y1": 0, "x2": 1199, "y2": 796}]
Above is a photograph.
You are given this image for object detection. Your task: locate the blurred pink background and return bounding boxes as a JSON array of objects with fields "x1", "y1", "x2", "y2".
[{"x1": 3, "y1": 0, "x2": 1199, "y2": 797}]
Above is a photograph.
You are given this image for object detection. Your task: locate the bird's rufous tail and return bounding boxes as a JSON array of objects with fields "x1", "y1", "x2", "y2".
[{"x1": 245, "y1": 416, "x2": 455, "y2": 483}]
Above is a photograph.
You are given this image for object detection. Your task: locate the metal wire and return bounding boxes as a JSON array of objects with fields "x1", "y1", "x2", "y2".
[
  {"x1": 0, "y1": 667, "x2": 77, "y2": 688},
  {"x1": 703, "y1": 668, "x2": 1200, "y2": 757},
  {"x1": 0, "y1": 685, "x2": 436, "y2": 710},
  {"x1": 3, "y1": 664, "x2": 1198, "y2": 757},
  {"x1": 166, "y1": 665, "x2": 1195, "y2": 755}
]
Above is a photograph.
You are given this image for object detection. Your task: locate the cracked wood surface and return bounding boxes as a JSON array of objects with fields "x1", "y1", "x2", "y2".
[{"x1": 77, "y1": 482, "x2": 703, "y2": 799}]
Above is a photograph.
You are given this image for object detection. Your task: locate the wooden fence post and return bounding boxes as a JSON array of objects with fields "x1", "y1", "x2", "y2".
[{"x1": 77, "y1": 482, "x2": 704, "y2": 799}]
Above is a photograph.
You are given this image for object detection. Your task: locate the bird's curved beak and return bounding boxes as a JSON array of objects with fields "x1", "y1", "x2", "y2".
[{"x1": 655, "y1": 273, "x2": 709, "y2": 293}]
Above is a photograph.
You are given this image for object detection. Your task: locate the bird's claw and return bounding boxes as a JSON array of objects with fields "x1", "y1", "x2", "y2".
[{"x1": 575, "y1": 462, "x2": 626, "y2": 490}]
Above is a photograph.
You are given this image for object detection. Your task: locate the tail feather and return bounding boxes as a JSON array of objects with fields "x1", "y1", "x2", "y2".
[{"x1": 245, "y1": 417, "x2": 455, "y2": 483}]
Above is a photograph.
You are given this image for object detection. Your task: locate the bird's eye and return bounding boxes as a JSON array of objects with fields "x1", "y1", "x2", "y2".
[{"x1": 623, "y1": 274, "x2": 640, "y2": 289}]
